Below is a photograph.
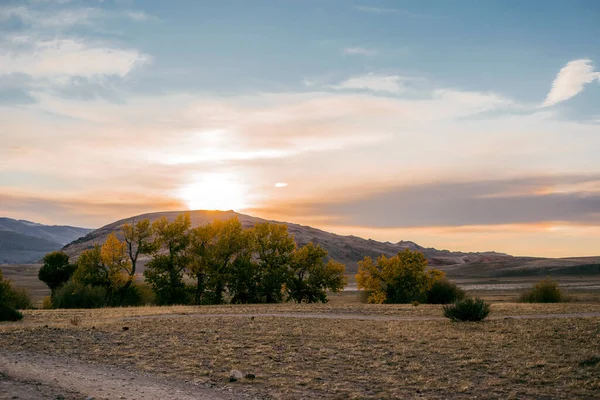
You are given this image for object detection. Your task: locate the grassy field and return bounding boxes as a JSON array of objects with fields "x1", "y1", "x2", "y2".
[{"x1": 1, "y1": 303, "x2": 599, "y2": 399}]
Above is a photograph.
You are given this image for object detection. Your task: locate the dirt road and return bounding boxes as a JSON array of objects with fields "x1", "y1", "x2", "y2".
[{"x1": 0, "y1": 351, "x2": 253, "y2": 400}]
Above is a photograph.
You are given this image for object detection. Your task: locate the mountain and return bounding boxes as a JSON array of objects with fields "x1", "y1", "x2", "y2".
[
  {"x1": 0, "y1": 218, "x2": 92, "y2": 264},
  {"x1": 62, "y1": 210, "x2": 523, "y2": 276}
]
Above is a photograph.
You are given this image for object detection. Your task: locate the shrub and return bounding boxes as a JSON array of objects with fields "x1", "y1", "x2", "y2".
[
  {"x1": 443, "y1": 297, "x2": 491, "y2": 322},
  {"x1": 111, "y1": 282, "x2": 156, "y2": 307},
  {"x1": 52, "y1": 280, "x2": 106, "y2": 309},
  {"x1": 7, "y1": 286, "x2": 33, "y2": 310},
  {"x1": 42, "y1": 296, "x2": 53, "y2": 309},
  {"x1": 427, "y1": 278, "x2": 466, "y2": 304},
  {"x1": 520, "y1": 279, "x2": 563, "y2": 303},
  {"x1": 0, "y1": 306, "x2": 23, "y2": 322}
]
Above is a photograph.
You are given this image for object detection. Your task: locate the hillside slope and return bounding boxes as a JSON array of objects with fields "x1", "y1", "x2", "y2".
[{"x1": 62, "y1": 210, "x2": 515, "y2": 275}]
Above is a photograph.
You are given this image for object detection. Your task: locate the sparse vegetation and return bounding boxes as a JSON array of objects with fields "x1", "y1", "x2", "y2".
[
  {"x1": 427, "y1": 278, "x2": 466, "y2": 304},
  {"x1": 520, "y1": 278, "x2": 563, "y2": 303},
  {"x1": 443, "y1": 297, "x2": 491, "y2": 321},
  {"x1": 355, "y1": 249, "x2": 444, "y2": 303},
  {"x1": 1, "y1": 303, "x2": 598, "y2": 398}
]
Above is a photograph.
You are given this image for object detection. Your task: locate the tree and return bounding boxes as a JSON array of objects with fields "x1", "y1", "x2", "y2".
[
  {"x1": 355, "y1": 249, "x2": 444, "y2": 304},
  {"x1": 227, "y1": 229, "x2": 258, "y2": 304},
  {"x1": 187, "y1": 222, "x2": 218, "y2": 304},
  {"x1": 38, "y1": 251, "x2": 76, "y2": 292},
  {"x1": 121, "y1": 219, "x2": 154, "y2": 297},
  {"x1": 252, "y1": 222, "x2": 296, "y2": 303},
  {"x1": 144, "y1": 214, "x2": 191, "y2": 305},
  {"x1": 287, "y1": 243, "x2": 347, "y2": 303},
  {"x1": 73, "y1": 233, "x2": 132, "y2": 305},
  {"x1": 0, "y1": 269, "x2": 24, "y2": 321}
]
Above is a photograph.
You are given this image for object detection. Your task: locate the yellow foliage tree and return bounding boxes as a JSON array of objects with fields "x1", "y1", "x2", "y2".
[
  {"x1": 74, "y1": 233, "x2": 132, "y2": 304},
  {"x1": 355, "y1": 249, "x2": 444, "y2": 304}
]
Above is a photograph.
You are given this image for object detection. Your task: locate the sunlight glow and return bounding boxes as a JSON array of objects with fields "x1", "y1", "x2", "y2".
[{"x1": 177, "y1": 173, "x2": 248, "y2": 211}]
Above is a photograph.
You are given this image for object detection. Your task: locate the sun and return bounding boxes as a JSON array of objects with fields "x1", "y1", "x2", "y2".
[{"x1": 177, "y1": 173, "x2": 248, "y2": 211}]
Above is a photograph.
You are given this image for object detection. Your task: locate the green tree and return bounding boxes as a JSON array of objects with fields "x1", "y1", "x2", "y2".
[
  {"x1": 227, "y1": 229, "x2": 258, "y2": 304},
  {"x1": 205, "y1": 218, "x2": 245, "y2": 304},
  {"x1": 355, "y1": 249, "x2": 444, "y2": 304},
  {"x1": 253, "y1": 222, "x2": 296, "y2": 303},
  {"x1": 144, "y1": 214, "x2": 191, "y2": 305},
  {"x1": 287, "y1": 243, "x2": 347, "y2": 303},
  {"x1": 38, "y1": 251, "x2": 76, "y2": 292},
  {"x1": 187, "y1": 222, "x2": 218, "y2": 304}
]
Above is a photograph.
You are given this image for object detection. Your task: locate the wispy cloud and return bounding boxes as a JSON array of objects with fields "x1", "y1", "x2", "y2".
[
  {"x1": 343, "y1": 47, "x2": 377, "y2": 56},
  {"x1": 329, "y1": 74, "x2": 406, "y2": 94},
  {"x1": 543, "y1": 59, "x2": 600, "y2": 107},
  {"x1": 354, "y1": 6, "x2": 402, "y2": 14},
  {"x1": 0, "y1": 37, "x2": 151, "y2": 79}
]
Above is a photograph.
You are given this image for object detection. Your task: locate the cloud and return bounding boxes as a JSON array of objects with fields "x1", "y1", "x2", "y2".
[
  {"x1": 354, "y1": 6, "x2": 401, "y2": 14},
  {"x1": 264, "y1": 175, "x2": 600, "y2": 228},
  {"x1": 329, "y1": 74, "x2": 406, "y2": 93},
  {"x1": 0, "y1": 37, "x2": 151, "y2": 79},
  {"x1": 343, "y1": 47, "x2": 377, "y2": 56},
  {"x1": 543, "y1": 59, "x2": 600, "y2": 107}
]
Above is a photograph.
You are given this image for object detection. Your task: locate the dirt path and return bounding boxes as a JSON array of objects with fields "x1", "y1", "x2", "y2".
[
  {"x1": 0, "y1": 351, "x2": 254, "y2": 400},
  {"x1": 125, "y1": 311, "x2": 600, "y2": 322}
]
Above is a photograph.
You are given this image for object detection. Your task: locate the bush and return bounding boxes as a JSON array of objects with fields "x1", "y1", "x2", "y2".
[
  {"x1": 52, "y1": 280, "x2": 106, "y2": 309},
  {"x1": 520, "y1": 279, "x2": 563, "y2": 303},
  {"x1": 42, "y1": 296, "x2": 53, "y2": 309},
  {"x1": 0, "y1": 306, "x2": 23, "y2": 322},
  {"x1": 443, "y1": 297, "x2": 491, "y2": 322},
  {"x1": 427, "y1": 279, "x2": 466, "y2": 304},
  {"x1": 111, "y1": 283, "x2": 156, "y2": 307},
  {"x1": 7, "y1": 286, "x2": 33, "y2": 310}
]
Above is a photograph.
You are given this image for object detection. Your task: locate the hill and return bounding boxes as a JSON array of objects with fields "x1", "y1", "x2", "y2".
[
  {"x1": 0, "y1": 218, "x2": 92, "y2": 264},
  {"x1": 62, "y1": 210, "x2": 521, "y2": 276}
]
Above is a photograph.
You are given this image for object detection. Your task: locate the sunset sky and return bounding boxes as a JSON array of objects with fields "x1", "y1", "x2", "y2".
[{"x1": 1, "y1": 0, "x2": 600, "y2": 257}]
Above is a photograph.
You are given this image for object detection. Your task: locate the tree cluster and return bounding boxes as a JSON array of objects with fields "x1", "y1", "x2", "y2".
[
  {"x1": 355, "y1": 249, "x2": 446, "y2": 304},
  {"x1": 40, "y1": 214, "x2": 347, "y2": 307}
]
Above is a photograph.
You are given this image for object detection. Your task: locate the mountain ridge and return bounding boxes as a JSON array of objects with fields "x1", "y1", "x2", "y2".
[
  {"x1": 0, "y1": 217, "x2": 92, "y2": 264},
  {"x1": 61, "y1": 210, "x2": 516, "y2": 275}
]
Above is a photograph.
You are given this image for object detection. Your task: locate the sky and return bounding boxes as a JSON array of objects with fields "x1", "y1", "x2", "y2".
[{"x1": 1, "y1": 0, "x2": 600, "y2": 257}]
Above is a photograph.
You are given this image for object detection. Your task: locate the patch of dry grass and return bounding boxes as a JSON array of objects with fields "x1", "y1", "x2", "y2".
[{"x1": 1, "y1": 304, "x2": 599, "y2": 399}]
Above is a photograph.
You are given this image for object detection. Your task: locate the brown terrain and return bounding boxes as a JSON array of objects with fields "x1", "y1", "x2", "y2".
[{"x1": 61, "y1": 210, "x2": 600, "y2": 279}]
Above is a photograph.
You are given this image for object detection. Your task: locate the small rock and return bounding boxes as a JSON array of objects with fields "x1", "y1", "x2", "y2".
[
  {"x1": 86, "y1": 397, "x2": 95, "y2": 400},
  {"x1": 244, "y1": 373, "x2": 256, "y2": 380},
  {"x1": 229, "y1": 370, "x2": 243, "y2": 382}
]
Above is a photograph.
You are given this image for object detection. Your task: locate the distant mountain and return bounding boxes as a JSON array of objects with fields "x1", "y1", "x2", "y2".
[
  {"x1": 0, "y1": 218, "x2": 92, "y2": 264},
  {"x1": 62, "y1": 210, "x2": 518, "y2": 276}
]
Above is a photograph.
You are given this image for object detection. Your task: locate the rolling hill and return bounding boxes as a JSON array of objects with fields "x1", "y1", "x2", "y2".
[
  {"x1": 0, "y1": 218, "x2": 92, "y2": 264},
  {"x1": 61, "y1": 210, "x2": 529, "y2": 277}
]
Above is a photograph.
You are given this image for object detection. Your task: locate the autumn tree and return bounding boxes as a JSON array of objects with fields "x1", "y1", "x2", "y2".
[
  {"x1": 355, "y1": 249, "x2": 444, "y2": 304},
  {"x1": 287, "y1": 243, "x2": 347, "y2": 303},
  {"x1": 38, "y1": 251, "x2": 76, "y2": 292},
  {"x1": 121, "y1": 219, "x2": 154, "y2": 296},
  {"x1": 252, "y1": 222, "x2": 296, "y2": 303},
  {"x1": 74, "y1": 233, "x2": 132, "y2": 305},
  {"x1": 144, "y1": 213, "x2": 191, "y2": 305}
]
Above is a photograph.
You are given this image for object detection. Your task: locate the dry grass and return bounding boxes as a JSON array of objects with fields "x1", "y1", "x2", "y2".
[{"x1": 1, "y1": 303, "x2": 599, "y2": 399}]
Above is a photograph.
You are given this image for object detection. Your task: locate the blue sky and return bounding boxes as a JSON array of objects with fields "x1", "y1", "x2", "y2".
[{"x1": 1, "y1": 0, "x2": 599, "y2": 256}]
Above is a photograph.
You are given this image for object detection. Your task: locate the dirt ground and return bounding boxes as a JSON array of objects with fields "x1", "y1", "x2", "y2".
[{"x1": 1, "y1": 303, "x2": 599, "y2": 399}]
